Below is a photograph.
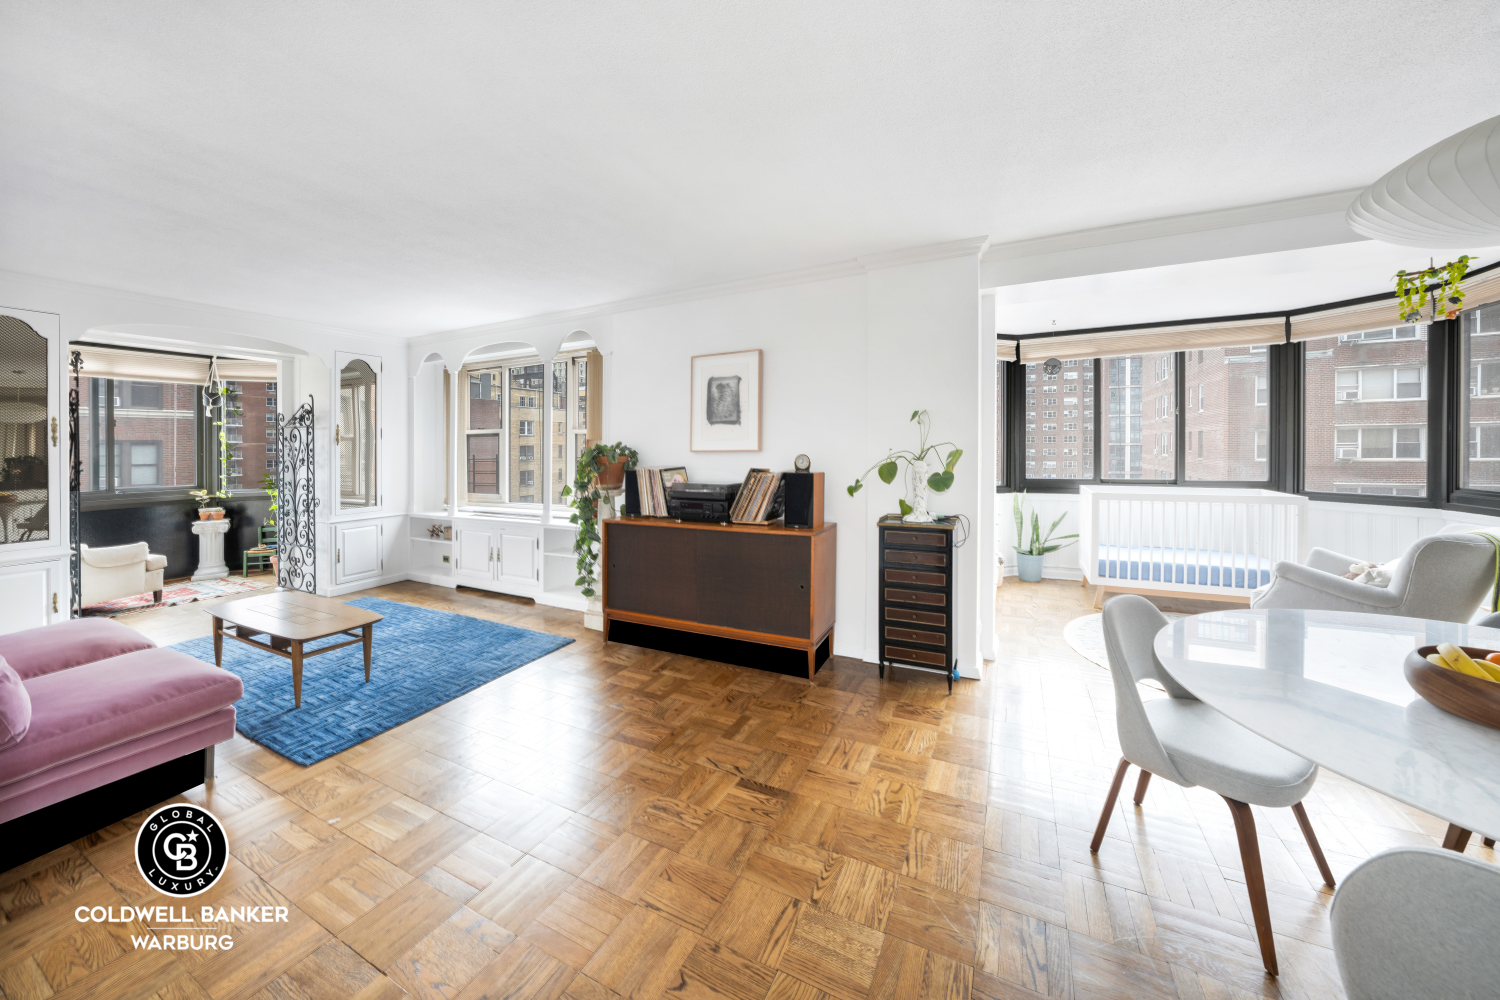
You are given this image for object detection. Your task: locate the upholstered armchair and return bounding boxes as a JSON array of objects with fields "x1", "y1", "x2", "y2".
[
  {"x1": 1250, "y1": 532, "x2": 1496, "y2": 623},
  {"x1": 80, "y1": 542, "x2": 168, "y2": 607}
]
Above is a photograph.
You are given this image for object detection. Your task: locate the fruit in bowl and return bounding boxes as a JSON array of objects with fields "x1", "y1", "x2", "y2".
[
  {"x1": 1406, "y1": 643, "x2": 1500, "y2": 730},
  {"x1": 1426, "y1": 643, "x2": 1500, "y2": 682}
]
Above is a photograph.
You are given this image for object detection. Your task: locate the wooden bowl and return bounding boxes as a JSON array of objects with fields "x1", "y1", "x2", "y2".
[{"x1": 1405, "y1": 646, "x2": 1500, "y2": 730}]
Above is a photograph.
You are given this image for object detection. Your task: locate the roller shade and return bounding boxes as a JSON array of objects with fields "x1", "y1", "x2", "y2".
[
  {"x1": 996, "y1": 338, "x2": 1018, "y2": 361},
  {"x1": 72, "y1": 345, "x2": 277, "y2": 383},
  {"x1": 1016, "y1": 318, "x2": 1286, "y2": 364},
  {"x1": 1289, "y1": 299, "x2": 1418, "y2": 342},
  {"x1": 1461, "y1": 267, "x2": 1500, "y2": 310}
]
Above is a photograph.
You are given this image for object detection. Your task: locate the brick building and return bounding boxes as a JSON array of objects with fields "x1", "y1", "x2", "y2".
[
  {"x1": 1304, "y1": 326, "x2": 1428, "y2": 496},
  {"x1": 77, "y1": 378, "x2": 197, "y2": 490},
  {"x1": 224, "y1": 380, "x2": 277, "y2": 489}
]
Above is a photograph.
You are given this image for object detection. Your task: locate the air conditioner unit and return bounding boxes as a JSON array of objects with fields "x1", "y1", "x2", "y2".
[{"x1": 1340, "y1": 390, "x2": 1360, "y2": 400}]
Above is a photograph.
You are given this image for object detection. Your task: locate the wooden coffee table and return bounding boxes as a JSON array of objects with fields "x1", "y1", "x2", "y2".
[{"x1": 210, "y1": 591, "x2": 383, "y2": 707}]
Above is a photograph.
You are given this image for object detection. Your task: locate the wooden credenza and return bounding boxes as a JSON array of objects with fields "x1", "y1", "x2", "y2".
[{"x1": 601, "y1": 516, "x2": 836, "y2": 678}]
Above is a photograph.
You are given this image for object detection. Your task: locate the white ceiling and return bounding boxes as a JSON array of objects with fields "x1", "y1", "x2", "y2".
[
  {"x1": 993, "y1": 241, "x2": 1500, "y2": 334},
  {"x1": 2, "y1": 1, "x2": 1499, "y2": 337}
]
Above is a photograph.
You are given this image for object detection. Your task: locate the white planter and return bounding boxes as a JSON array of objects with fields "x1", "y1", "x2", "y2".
[{"x1": 585, "y1": 594, "x2": 604, "y2": 631}]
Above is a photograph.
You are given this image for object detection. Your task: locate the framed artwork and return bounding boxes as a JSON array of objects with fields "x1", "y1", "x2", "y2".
[{"x1": 690, "y1": 349, "x2": 761, "y2": 452}]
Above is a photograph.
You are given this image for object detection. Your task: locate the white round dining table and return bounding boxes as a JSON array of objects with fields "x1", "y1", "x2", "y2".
[{"x1": 1154, "y1": 608, "x2": 1500, "y2": 847}]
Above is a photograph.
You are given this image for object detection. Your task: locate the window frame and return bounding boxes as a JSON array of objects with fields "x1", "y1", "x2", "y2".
[{"x1": 77, "y1": 373, "x2": 221, "y2": 511}]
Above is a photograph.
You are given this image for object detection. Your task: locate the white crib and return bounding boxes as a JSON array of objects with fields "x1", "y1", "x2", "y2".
[{"x1": 1079, "y1": 486, "x2": 1308, "y2": 607}]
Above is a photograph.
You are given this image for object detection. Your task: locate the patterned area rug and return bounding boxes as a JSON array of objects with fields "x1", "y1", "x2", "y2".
[
  {"x1": 83, "y1": 575, "x2": 272, "y2": 616},
  {"x1": 1062, "y1": 610, "x2": 1186, "y2": 669},
  {"x1": 173, "y1": 596, "x2": 574, "y2": 765}
]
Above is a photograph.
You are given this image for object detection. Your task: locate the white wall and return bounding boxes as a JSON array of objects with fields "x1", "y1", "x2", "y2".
[
  {"x1": 408, "y1": 250, "x2": 990, "y2": 673},
  {"x1": 0, "y1": 270, "x2": 410, "y2": 596}
]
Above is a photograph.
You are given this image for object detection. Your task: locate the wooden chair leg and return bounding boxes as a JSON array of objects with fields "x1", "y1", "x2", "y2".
[
  {"x1": 1224, "y1": 797, "x2": 1278, "y2": 977},
  {"x1": 1132, "y1": 770, "x2": 1151, "y2": 806},
  {"x1": 1443, "y1": 824, "x2": 1473, "y2": 852},
  {"x1": 1090, "y1": 757, "x2": 1131, "y2": 853},
  {"x1": 1291, "y1": 801, "x2": 1335, "y2": 888},
  {"x1": 1485, "y1": 837, "x2": 1495, "y2": 848}
]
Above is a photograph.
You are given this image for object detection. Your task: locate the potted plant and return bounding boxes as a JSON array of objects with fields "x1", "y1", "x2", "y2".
[
  {"x1": 1012, "y1": 491, "x2": 1076, "y2": 582},
  {"x1": 189, "y1": 488, "x2": 228, "y2": 520},
  {"x1": 847, "y1": 410, "x2": 962, "y2": 523},
  {"x1": 560, "y1": 441, "x2": 639, "y2": 599}
]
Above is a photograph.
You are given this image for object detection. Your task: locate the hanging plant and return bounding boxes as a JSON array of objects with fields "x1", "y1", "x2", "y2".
[
  {"x1": 190, "y1": 361, "x2": 233, "y2": 509},
  {"x1": 560, "y1": 441, "x2": 639, "y2": 597},
  {"x1": 1394, "y1": 255, "x2": 1471, "y2": 323}
]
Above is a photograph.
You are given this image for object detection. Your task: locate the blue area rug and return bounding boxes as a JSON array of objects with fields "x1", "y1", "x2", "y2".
[{"x1": 172, "y1": 596, "x2": 573, "y2": 765}]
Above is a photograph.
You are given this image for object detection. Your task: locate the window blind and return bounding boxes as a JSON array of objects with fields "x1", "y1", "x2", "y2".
[
  {"x1": 1289, "y1": 299, "x2": 1413, "y2": 342},
  {"x1": 1015, "y1": 318, "x2": 1286, "y2": 364},
  {"x1": 72, "y1": 345, "x2": 278, "y2": 383},
  {"x1": 995, "y1": 338, "x2": 1018, "y2": 361}
]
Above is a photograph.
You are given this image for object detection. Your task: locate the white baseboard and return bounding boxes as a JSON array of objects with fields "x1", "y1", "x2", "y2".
[
  {"x1": 536, "y1": 591, "x2": 587, "y2": 612},
  {"x1": 405, "y1": 571, "x2": 457, "y2": 588},
  {"x1": 324, "y1": 572, "x2": 411, "y2": 597}
]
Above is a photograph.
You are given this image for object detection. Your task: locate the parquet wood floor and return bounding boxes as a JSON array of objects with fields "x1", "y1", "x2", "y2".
[{"x1": 2, "y1": 578, "x2": 1493, "y2": 1000}]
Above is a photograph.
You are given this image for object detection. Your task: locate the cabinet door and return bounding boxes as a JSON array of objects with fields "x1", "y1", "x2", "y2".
[
  {"x1": 454, "y1": 527, "x2": 494, "y2": 581},
  {"x1": 497, "y1": 532, "x2": 537, "y2": 588},
  {"x1": 336, "y1": 523, "x2": 382, "y2": 584},
  {"x1": 0, "y1": 560, "x2": 55, "y2": 636}
]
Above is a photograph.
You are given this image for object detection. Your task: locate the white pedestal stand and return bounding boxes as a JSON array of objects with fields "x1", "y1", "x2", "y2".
[
  {"x1": 190, "y1": 519, "x2": 232, "y2": 582},
  {"x1": 583, "y1": 490, "x2": 621, "y2": 631}
]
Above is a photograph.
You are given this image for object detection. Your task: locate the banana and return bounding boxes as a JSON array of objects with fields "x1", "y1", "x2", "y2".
[
  {"x1": 1474, "y1": 658, "x2": 1500, "y2": 683},
  {"x1": 1436, "y1": 643, "x2": 1496, "y2": 681},
  {"x1": 1428, "y1": 653, "x2": 1450, "y2": 668}
]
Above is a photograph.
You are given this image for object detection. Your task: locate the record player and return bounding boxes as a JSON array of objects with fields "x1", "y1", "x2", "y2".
[{"x1": 667, "y1": 482, "x2": 740, "y2": 521}]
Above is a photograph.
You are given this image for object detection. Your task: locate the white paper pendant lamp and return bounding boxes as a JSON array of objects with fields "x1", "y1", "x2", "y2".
[{"x1": 1347, "y1": 114, "x2": 1500, "y2": 248}]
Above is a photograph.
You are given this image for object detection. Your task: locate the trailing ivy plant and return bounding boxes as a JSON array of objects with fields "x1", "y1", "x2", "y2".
[
  {"x1": 189, "y1": 378, "x2": 234, "y2": 509},
  {"x1": 846, "y1": 410, "x2": 961, "y2": 517},
  {"x1": 1395, "y1": 255, "x2": 1471, "y2": 323},
  {"x1": 560, "y1": 441, "x2": 639, "y2": 597}
]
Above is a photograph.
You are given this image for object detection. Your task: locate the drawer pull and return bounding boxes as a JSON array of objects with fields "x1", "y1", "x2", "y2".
[
  {"x1": 883, "y1": 530, "x2": 945, "y2": 547},
  {"x1": 884, "y1": 588, "x2": 946, "y2": 607},
  {"x1": 884, "y1": 626, "x2": 946, "y2": 647},
  {"x1": 886, "y1": 550, "x2": 947, "y2": 567},
  {"x1": 885, "y1": 569, "x2": 946, "y2": 587},
  {"x1": 885, "y1": 607, "x2": 946, "y2": 626},
  {"x1": 884, "y1": 645, "x2": 947, "y2": 666}
]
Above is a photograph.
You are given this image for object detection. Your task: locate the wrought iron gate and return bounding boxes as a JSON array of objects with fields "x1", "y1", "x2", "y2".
[{"x1": 275, "y1": 397, "x2": 318, "y2": 593}]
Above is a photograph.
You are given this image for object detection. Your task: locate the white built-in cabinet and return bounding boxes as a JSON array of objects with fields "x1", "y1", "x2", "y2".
[
  {"x1": 454, "y1": 521, "x2": 539, "y2": 589},
  {"x1": 0, "y1": 560, "x2": 59, "y2": 635},
  {"x1": 425, "y1": 513, "x2": 583, "y2": 609},
  {"x1": 334, "y1": 521, "x2": 384, "y2": 586}
]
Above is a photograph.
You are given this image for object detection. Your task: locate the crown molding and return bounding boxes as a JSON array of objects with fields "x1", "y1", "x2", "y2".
[
  {"x1": 413, "y1": 236, "x2": 991, "y2": 347},
  {"x1": 857, "y1": 236, "x2": 990, "y2": 270},
  {"x1": 982, "y1": 190, "x2": 1362, "y2": 261}
]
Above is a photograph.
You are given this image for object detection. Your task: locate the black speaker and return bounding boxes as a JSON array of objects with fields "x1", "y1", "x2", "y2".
[{"x1": 782, "y1": 471, "x2": 823, "y2": 529}]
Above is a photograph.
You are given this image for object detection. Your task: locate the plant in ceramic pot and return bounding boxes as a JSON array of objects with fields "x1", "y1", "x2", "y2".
[
  {"x1": 1012, "y1": 491, "x2": 1076, "y2": 582},
  {"x1": 847, "y1": 410, "x2": 962, "y2": 523},
  {"x1": 561, "y1": 441, "x2": 639, "y2": 598},
  {"x1": 189, "y1": 488, "x2": 229, "y2": 520}
]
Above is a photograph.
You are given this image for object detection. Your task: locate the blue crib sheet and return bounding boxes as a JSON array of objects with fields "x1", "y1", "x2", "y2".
[{"x1": 1096, "y1": 544, "x2": 1272, "y2": 590}]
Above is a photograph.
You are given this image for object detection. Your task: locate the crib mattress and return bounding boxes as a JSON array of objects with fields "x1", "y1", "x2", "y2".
[{"x1": 1096, "y1": 544, "x2": 1272, "y2": 590}]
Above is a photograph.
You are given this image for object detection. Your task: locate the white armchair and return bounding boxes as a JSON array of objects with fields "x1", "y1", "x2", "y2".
[
  {"x1": 1251, "y1": 532, "x2": 1496, "y2": 623},
  {"x1": 80, "y1": 542, "x2": 168, "y2": 607}
]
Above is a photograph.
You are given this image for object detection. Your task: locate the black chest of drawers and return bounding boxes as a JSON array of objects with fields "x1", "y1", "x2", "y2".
[{"x1": 877, "y1": 514, "x2": 958, "y2": 693}]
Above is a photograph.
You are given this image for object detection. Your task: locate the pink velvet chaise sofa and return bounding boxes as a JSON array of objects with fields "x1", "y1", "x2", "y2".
[{"x1": 0, "y1": 617, "x2": 242, "y2": 868}]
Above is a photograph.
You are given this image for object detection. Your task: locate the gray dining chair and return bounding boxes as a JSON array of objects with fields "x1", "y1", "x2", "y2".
[
  {"x1": 1090, "y1": 594, "x2": 1335, "y2": 977},
  {"x1": 1330, "y1": 846, "x2": 1500, "y2": 1000}
]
